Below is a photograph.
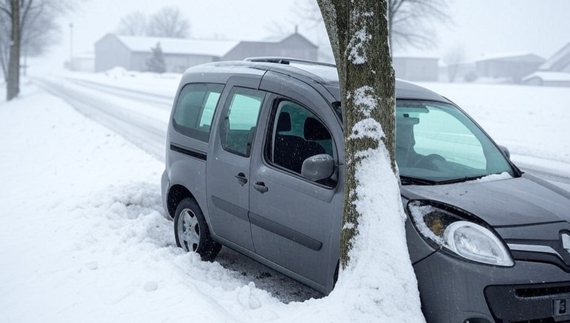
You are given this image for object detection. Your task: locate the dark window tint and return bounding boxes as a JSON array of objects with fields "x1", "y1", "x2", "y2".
[
  {"x1": 267, "y1": 100, "x2": 334, "y2": 184},
  {"x1": 172, "y1": 83, "x2": 224, "y2": 142},
  {"x1": 220, "y1": 88, "x2": 264, "y2": 157}
]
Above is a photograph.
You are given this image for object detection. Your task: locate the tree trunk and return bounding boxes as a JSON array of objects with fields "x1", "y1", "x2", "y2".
[
  {"x1": 7, "y1": 0, "x2": 21, "y2": 101},
  {"x1": 318, "y1": 0, "x2": 395, "y2": 268}
]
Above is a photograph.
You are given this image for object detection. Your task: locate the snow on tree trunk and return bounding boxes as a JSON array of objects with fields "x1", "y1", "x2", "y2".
[{"x1": 317, "y1": 0, "x2": 425, "y2": 321}]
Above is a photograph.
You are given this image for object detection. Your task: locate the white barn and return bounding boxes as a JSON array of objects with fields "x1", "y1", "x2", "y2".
[
  {"x1": 94, "y1": 32, "x2": 319, "y2": 73},
  {"x1": 94, "y1": 35, "x2": 238, "y2": 73}
]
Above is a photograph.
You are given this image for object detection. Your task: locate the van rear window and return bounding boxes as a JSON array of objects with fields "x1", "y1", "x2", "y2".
[{"x1": 172, "y1": 83, "x2": 224, "y2": 142}]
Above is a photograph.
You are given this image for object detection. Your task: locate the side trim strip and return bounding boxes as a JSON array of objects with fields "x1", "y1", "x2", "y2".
[
  {"x1": 170, "y1": 144, "x2": 207, "y2": 161},
  {"x1": 211, "y1": 196, "x2": 249, "y2": 222},
  {"x1": 250, "y1": 212, "x2": 323, "y2": 251}
]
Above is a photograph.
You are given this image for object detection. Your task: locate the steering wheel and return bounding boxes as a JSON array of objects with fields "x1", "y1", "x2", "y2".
[{"x1": 412, "y1": 154, "x2": 446, "y2": 170}]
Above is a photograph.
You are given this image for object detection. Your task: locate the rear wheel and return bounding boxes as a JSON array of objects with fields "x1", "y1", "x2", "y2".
[{"x1": 174, "y1": 198, "x2": 221, "y2": 261}]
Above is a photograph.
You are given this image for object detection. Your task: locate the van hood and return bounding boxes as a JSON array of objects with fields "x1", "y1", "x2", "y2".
[{"x1": 401, "y1": 174, "x2": 570, "y2": 227}]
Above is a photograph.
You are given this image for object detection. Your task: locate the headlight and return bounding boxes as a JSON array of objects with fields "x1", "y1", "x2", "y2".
[{"x1": 408, "y1": 201, "x2": 514, "y2": 267}]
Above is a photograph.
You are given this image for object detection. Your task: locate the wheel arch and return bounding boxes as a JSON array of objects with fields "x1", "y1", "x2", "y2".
[{"x1": 166, "y1": 184, "x2": 196, "y2": 219}]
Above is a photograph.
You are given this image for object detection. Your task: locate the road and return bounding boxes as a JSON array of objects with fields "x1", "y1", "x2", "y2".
[{"x1": 32, "y1": 75, "x2": 171, "y2": 161}]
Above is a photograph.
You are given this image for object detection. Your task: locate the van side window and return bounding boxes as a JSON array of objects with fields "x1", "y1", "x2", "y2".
[
  {"x1": 172, "y1": 83, "x2": 224, "y2": 142},
  {"x1": 266, "y1": 100, "x2": 335, "y2": 184},
  {"x1": 220, "y1": 88, "x2": 264, "y2": 157}
]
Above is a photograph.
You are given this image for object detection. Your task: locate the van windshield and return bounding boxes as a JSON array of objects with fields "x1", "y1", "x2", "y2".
[{"x1": 396, "y1": 100, "x2": 515, "y2": 184}]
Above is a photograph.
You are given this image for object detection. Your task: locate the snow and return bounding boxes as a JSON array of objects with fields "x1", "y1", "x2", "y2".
[
  {"x1": 1, "y1": 73, "x2": 569, "y2": 323},
  {"x1": 343, "y1": 75, "x2": 423, "y2": 320},
  {"x1": 345, "y1": 144, "x2": 425, "y2": 323},
  {"x1": 476, "y1": 172, "x2": 512, "y2": 183},
  {"x1": 475, "y1": 52, "x2": 544, "y2": 62},
  {"x1": 522, "y1": 71, "x2": 570, "y2": 82}
]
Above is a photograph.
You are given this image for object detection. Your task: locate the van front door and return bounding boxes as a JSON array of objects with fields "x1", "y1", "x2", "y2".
[
  {"x1": 206, "y1": 84, "x2": 265, "y2": 251},
  {"x1": 249, "y1": 97, "x2": 341, "y2": 290}
]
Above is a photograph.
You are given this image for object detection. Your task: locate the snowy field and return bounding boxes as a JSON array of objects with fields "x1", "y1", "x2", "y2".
[{"x1": 1, "y1": 74, "x2": 569, "y2": 323}]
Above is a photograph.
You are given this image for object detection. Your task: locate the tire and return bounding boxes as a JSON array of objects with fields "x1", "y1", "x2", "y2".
[{"x1": 174, "y1": 198, "x2": 221, "y2": 261}]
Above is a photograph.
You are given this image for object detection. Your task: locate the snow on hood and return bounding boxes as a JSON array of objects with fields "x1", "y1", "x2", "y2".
[{"x1": 401, "y1": 175, "x2": 570, "y2": 227}]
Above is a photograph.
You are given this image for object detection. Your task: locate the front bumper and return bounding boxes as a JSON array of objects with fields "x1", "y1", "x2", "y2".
[{"x1": 415, "y1": 249, "x2": 570, "y2": 323}]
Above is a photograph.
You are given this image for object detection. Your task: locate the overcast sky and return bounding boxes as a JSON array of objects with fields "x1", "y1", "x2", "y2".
[{"x1": 36, "y1": 0, "x2": 570, "y2": 70}]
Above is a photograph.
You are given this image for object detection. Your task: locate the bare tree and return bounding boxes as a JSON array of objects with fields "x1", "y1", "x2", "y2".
[
  {"x1": 1, "y1": 0, "x2": 22, "y2": 100},
  {"x1": 1, "y1": 0, "x2": 71, "y2": 101},
  {"x1": 443, "y1": 43, "x2": 465, "y2": 82},
  {"x1": 0, "y1": 6, "x2": 11, "y2": 81},
  {"x1": 318, "y1": 0, "x2": 395, "y2": 266},
  {"x1": 317, "y1": 0, "x2": 424, "y2": 320},
  {"x1": 294, "y1": 0, "x2": 452, "y2": 53},
  {"x1": 116, "y1": 11, "x2": 147, "y2": 36},
  {"x1": 388, "y1": 0, "x2": 452, "y2": 50},
  {"x1": 147, "y1": 6, "x2": 190, "y2": 38}
]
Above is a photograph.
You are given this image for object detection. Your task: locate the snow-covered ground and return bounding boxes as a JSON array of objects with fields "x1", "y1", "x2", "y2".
[{"x1": 1, "y1": 74, "x2": 569, "y2": 323}]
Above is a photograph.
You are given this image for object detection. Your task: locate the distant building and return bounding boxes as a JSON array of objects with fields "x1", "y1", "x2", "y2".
[
  {"x1": 475, "y1": 53, "x2": 545, "y2": 83},
  {"x1": 392, "y1": 56, "x2": 439, "y2": 82},
  {"x1": 68, "y1": 52, "x2": 95, "y2": 72},
  {"x1": 441, "y1": 61, "x2": 477, "y2": 83},
  {"x1": 94, "y1": 32, "x2": 318, "y2": 73},
  {"x1": 94, "y1": 35, "x2": 239, "y2": 73},
  {"x1": 523, "y1": 43, "x2": 570, "y2": 87},
  {"x1": 222, "y1": 33, "x2": 318, "y2": 61}
]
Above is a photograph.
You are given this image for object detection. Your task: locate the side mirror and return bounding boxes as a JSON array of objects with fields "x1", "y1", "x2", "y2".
[
  {"x1": 301, "y1": 154, "x2": 334, "y2": 181},
  {"x1": 498, "y1": 145, "x2": 510, "y2": 159}
]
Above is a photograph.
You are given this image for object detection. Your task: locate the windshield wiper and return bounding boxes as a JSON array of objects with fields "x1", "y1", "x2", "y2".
[
  {"x1": 400, "y1": 176, "x2": 438, "y2": 186},
  {"x1": 435, "y1": 175, "x2": 485, "y2": 185}
]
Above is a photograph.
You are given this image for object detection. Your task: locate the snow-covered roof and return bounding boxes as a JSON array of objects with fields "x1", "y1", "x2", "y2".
[
  {"x1": 539, "y1": 43, "x2": 570, "y2": 71},
  {"x1": 391, "y1": 48, "x2": 440, "y2": 59},
  {"x1": 116, "y1": 35, "x2": 240, "y2": 57},
  {"x1": 522, "y1": 71, "x2": 570, "y2": 82},
  {"x1": 475, "y1": 52, "x2": 545, "y2": 63}
]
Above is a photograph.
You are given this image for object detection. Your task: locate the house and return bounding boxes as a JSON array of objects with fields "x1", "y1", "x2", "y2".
[
  {"x1": 475, "y1": 53, "x2": 545, "y2": 83},
  {"x1": 441, "y1": 61, "x2": 477, "y2": 83},
  {"x1": 523, "y1": 43, "x2": 570, "y2": 87},
  {"x1": 392, "y1": 56, "x2": 439, "y2": 82},
  {"x1": 222, "y1": 33, "x2": 318, "y2": 61},
  {"x1": 94, "y1": 32, "x2": 318, "y2": 73},
  {"x1": 68, "y1": 52, "x2": 95, "y2": 72},
  {"x1": 94, "y1": 35, "x2": 239, "y2": 73}
]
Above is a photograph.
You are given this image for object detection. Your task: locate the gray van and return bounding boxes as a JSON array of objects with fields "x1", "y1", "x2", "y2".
[{"x1": 161, "y1": 59, "x2": 570, "y2": 323}]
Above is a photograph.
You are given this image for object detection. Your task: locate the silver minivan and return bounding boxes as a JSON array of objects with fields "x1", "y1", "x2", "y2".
[{"x1": 162, "y1": 59, "x2": 570, "y2": 323}]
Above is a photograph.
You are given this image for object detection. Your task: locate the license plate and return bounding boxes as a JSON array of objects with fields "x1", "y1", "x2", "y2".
[{"x1": 554, "y1": 298, "x2": 570, "y2": 316}]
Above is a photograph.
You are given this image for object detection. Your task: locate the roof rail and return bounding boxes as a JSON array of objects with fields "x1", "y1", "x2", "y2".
[{"x1": 244, "y1": 57, "x2": 336, "y2": 68}]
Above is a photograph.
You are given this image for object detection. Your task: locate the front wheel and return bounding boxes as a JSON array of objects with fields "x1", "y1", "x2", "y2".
[{"x1": 174, "y1": 198, "x2": 221, "y2": 261}]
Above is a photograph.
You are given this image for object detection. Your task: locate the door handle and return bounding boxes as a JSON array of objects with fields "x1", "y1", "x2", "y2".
[
  {"x1": 254, "y1": 182, "x2": 269, "y2": 193},
  {"x1": 234, "y1": 172, "x2": 248, "y2": 186}
]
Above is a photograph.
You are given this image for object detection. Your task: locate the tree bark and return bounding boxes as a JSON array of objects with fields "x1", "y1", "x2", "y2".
[
  {"x1": 7, "y1": 0, "x2": 21, "y2": 101},
  {"x1": 317, "y1": 0, "x2": 395, "y2": 268}
]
